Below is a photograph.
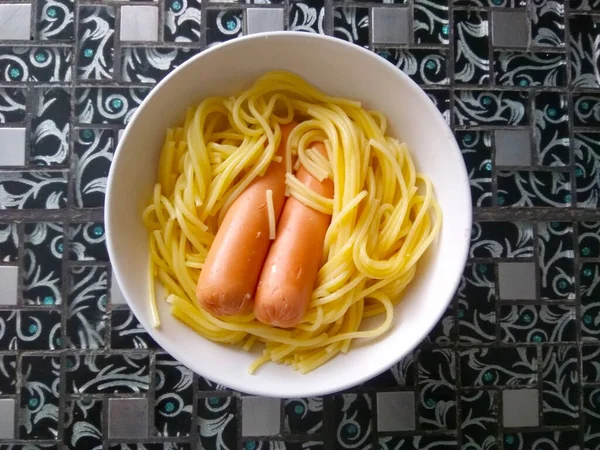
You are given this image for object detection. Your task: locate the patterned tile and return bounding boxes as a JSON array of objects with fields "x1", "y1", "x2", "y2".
[
  {"x1": 122, "y1": 47, "x2": 196, "y2": 84},
  {"x1": 154, "y1": 354, "x2": 194, "y2": 436},
  {"x1": 379, "y1": 435, "x2": 457, "y2": 449},
  {"x1": 66, "y1": 354, "x2": 150, "y2": 394},
  {"x1": 0, "y1": 47, "x2": 72, "y2": 82},
  {"x1": 75, "y1": 88, "x2": 150, "y2": 125},
  {"x1": 533, "y1": 93, "x2": 569, "y2": 166},
  {"x1": 333, "y1": 393, "x2": 372, "y2": 449},
  {"x1": 503, "y1": 430, "x2": 578, "y2": 449},
  {"x1": 19, "y1": 356, "x2": 61, "y2": 439},
  {"x1": 530, "y1": 0, "x2": 564, "y2": 47},
  {"x1": 581, "y1": 262, "x2": 600, "y2": 341},
  {"x1": 574, "y1": 132, "x2": 600, "y2": 207},
  {"x1": 64, "y1": 399, "x2": 103, "y2": 449},
  {"x1": 110, "y1": 309, "x2": 158, "y2": 349},
  {"x1": 69, "y1": 222, "x2": 108, "y2": 261},
  {"x1": 499, "y1": 304, "x2": 576, "y2": 343},
  {"x1": 284, "y1": 398, "x2": 323, "y2": 434},
  {"x1": 418, "y1": 349, "x2": 456, "y2": 430},
  {"x1": 458, "y1": 130, "x2": 493, "y2": 207},
  {"x1": 0, "y1": 88, "x2": 26, "y2": 123},
  {"x1": 414, "y1": 0, "x2": 449, "y2": 44},
  {"x1": 461, "y1": 390, "x2": 497, "y2": 448},
  {"x1": 67, "y1": 266, "x2": 109, "y2": 349},
  {"x1": 454, "y1": 11, "x2": 489, "y2": 85},
  {"x1": 289, "y1": 0, "x2": 324, "y2": 33},
  {"x1": 73, "y1": 129, "x2": 114, "y2": 208},
  {"x1": 494, "y1": 52, "x2": 567, "y2": 87},
  {"x1": 541, "y1": 346, "x2": 578, "y2": 426},
  {"x1": 569, "y1": 15, "x2": 600, "y2": 87},
  {"x1": 30, "y1": 88, "x2": 70, "y2": 167},
  {"x1": 0, "y1": 0, "x2": 597, "y2": 446},
  {"x1": 455, "y1": 91, "x2": 528, "y2": 126},
  {"x1": 206, "y1": 9, "x2": 243, "y2": 46},
  {"x1": 461, "y1": 347, "x2": 538, "y2": 387},
  {"x1": 470, "y1": 221, "x2": 534, "y2": 259},
  {"x1": 496, "y1": 170, "x2": 571, "y2": 207},
  {"x1": 38, "y1": 0, "x2": 74, "y2": 41},
  {"x1": 377, "y1": 49, "x2": 449, "y2": 85},
  {"x1": 23, "y1": 222, "x2": 64, "y2": 306},
  {"x1": 198, "y1": 395, "x2": 237, "y2": 449},
  {"x1": 457, "y1": 263, "x2": 496, "y2": 343},
  {"x1": 77, "y1": 6, "x2": 115, "y2": 80},
  {"x1": 333, "y1": 7, "x2": 369, "y2": 48},
  {"x1": 165, "y1": 0, "x2": 202, "y2": 42},
  {"x1": 579, "y1": 221, "x2": 600, "y2": 258},
  {"x1": 538, "y1": 222, "x2": 575, "y2": 301}
]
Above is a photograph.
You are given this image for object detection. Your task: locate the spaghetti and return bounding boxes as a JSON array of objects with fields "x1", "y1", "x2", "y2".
[{"x1": 142, "y1": 71, "x2": 442, "y2": 374}]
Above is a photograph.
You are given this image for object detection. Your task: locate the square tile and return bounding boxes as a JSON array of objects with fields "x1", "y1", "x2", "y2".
[
  {"x1": 492, "y1": 10, "x2": 528, "y2": 48},
  {"x1": 241, "y1": 396, "x2": 281, "y2": 436},
  {"x1": 495, "y1": 129, "x2": 532, "y2": 166},
  {"x1": 107, "y1": 398, "x2": 148, "y2": 439},
  {"x1": 376, "y1": 391, "x2": 416, "y2": 432},
  {"x1": 0, "y1": 398, "x2": 15, "y2": 439},
  {"x1": 503, "y1": 389, "x2": 539, "y2": 427},
  {"x1": 0, "y1": 128, "x2": 26, "y2": 166},
  {"x1": 247, "y1": 8, "x2": 284, "y2": 34},
  {"x1": 0, "y1": 266, "x2": 19, "y2": 305},
  {"x1": 0, "y1": 4, "x2": 31, "y2": 40},
  {"x1": 498, "y1": 262, "x2": 536, "y2": 300},
  {"x1": 110, "y1": 271, "x2": 127, "y2": 305},
  {"x1": 120, "y1": 6, "x2": 158, "y2": 41},
  {"x1": 372, "y1": 7, "x2": 409, "y2": 45}
]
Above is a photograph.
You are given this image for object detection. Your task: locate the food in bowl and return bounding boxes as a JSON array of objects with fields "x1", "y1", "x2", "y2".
[{"x1": 142, "y1": 71, "x2": 441, "y2": 374}]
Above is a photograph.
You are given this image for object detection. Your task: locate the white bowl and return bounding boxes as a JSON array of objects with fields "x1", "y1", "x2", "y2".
[{"x1": 106, "y1": 32, "x2": 472, "y2": 398}]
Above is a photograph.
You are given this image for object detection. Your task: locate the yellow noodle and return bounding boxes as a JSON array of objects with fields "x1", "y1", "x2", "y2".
[{"x1": 143, "y1": 71, "x2": 442, "y2": 374}]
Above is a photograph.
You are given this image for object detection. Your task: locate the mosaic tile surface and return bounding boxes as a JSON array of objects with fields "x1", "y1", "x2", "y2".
[{"x1": 0, "y1": 0, "x2": 598, "y2": 448}]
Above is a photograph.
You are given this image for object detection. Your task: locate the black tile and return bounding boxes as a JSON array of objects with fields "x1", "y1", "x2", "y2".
[
  {"x1": 19, "y1": 356, "x2": 61, "y2": 439},
  {"x1": 165, "y1": 0, "x2": 202, "y2": 42},
  {"x1": 154, "y1": 354, "x2": 194, "y2": 437},
  {"x1": 206, "y1": 10, "x2": 243, "y2": 46},
  {"x1": 457, "y1": 130, "x2": 493, "y2": 208},
  {"x1": 66, "y1": 354, "x2": 150, "y2": 394},
  {"x1": 470, "y1": 221, "x2": 534, "y2": 258},
  {"x1": 67, "y1": 266, "x2": 108, "y2": 349},
  {"x1": 30, "y1": 88, "x2": 70, "y2": 167},
  {"x1": 64, "y1": 399, "x2": 103, "y2": 449},
  {"x1": 333, "y1": 393, "x2": 372, "y2": 449},
  {"x1": 284, "y1": 397, "x2": 323, "y2": 435},
  {"x1": 454, "y1": 11, "x2": 489, "y2": 85},
  {"x1": 289, "y1": 0, "x2": 325, "y2": 33},
  {"x1": 457, "y1": 263, "x2": 496, "y2": 343},
  {"x1": 455, "y1": 91, "x2": 528, "y2": 126},
  {"x1": 418, "y1": 349, "x2": 456, "y2": 430},
  {"x1": 69, "y1": 222, "x2": 108, "y2": 261},
  {"x1": 111, "y1": 309, "x2": 159, "y2": 349},
  {"x1": 0, "y1": 354, "x2": 17, "y2": 394},
  {"x1": 333, "y1": 7, "x2": 369, "y2": 48},
  {"x1": 197, "y1": 396, "x2": 237, "y2": 449},
  {"x1": 461, "y1": 347, "x2": 538, "y2": 387},
  {"x1": 77, "y1": 6, "x2": 115, "y2": 80},
  {"x1": 23, "y1": 222, "x2": 64, "y2": 306},
  {"x1": 73, "y1": 129, "x2": 114, "y2": 208}
]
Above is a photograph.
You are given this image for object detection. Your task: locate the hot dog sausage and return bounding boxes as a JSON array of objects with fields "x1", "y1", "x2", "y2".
[
  {"x1": 254, "y1": 142, "x2": 334, "y2": 328},
  {"x1": 196, "y1": 123, "x2": 296, "y2": 316}
]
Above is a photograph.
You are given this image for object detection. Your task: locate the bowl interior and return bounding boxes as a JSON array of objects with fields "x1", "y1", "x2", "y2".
[{"x1": 106, "y1": 32, "x2": 472, "y2": 397}]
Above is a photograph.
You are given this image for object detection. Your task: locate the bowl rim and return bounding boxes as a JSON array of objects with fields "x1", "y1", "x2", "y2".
[{"x1": 106, "y1": 31, "x2": 472, "y2": 397}]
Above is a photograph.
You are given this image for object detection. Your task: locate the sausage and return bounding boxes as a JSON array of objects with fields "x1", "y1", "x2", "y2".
[
  {"x1": 254, "y1": 142, "x2": 334, "y2": 328},
  {"x1": 196, "y1": 123, "x2": 296, "y2": 316}
]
